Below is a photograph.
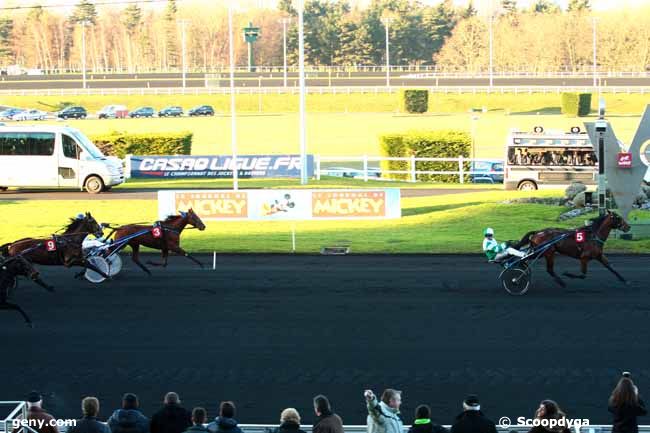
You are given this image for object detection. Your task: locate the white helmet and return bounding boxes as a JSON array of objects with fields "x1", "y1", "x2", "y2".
[{"x1": 484, "y1": 227, "x2": 494, "y2": 236}]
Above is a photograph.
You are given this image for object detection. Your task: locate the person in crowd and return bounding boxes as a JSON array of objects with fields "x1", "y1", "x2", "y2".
[
  {"x1": 181, "y1": 408, "x2": 209, "y2": 433},
  {"x1": 449, "y1": 395, "x2": 497, "y2": 433},
  {"x1": 206, "y1": 402, "x2": 243, "y2": 433},
  {"x1": 364, "y1": 389, "x2": 403, "y2": 433},
  {"x1": 150, "y1": 392, "x2": 191, "y2": 433},
  {"x1": 68, "y1": 397, "x2": 111, "y2": 433},
  {"x1": 521, "y1": 149, "x2": 531, "y2": 165},
  {"x1": 527, "y1": 400, "x2": 570, "y2": 433},
  {"x1": 408, "y1": 405, "x2": 447, "y2": 433},
  {"x1": 107, "y1": 393, "x2": 150, "y2": 433},
  {"x1": 267, "y1": 408, "x2": 306, "y2": 433},
  {"x1": 312, "y1": 395, "x2": 344, "y2": 433},
  {"x1": 609, "y1": 372, "x2": 647, "y2": 433},
  {"x1": 15, "y1": 392, "x2": 60, "y2": 433}
]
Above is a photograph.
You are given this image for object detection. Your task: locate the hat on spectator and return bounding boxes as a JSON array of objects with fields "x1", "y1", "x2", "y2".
[
  {"x1": 27, "y1": 392, "x2": 42, "y2": 403},
  {"x1": 463, "y1": 395, "x2": 480, "y2": 410}
]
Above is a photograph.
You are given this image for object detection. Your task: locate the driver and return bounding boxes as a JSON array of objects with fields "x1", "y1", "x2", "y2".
[{"x1": 483, "y1": 228, "x2": 526, "y2": 261}]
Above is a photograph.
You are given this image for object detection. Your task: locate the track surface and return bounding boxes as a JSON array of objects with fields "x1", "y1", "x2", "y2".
[
  {"x1": 1, "y1": 254, "x2": 648, "y2": 425},
  {"x1": 0, "y1": 188, "x2": 493, "y2": 200}
]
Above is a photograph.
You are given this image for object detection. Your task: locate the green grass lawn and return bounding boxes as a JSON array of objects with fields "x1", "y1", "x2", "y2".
[
  {"x1": 3, "y1": 190, "x2": 648, "y2": 253},
  {"x1": 4, "y1": 112, "x2": 644, "y2": 160}
]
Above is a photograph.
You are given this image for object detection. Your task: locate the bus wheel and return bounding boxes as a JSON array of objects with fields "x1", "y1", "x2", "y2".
[
  {"x1": 518, "y1": 180, "x2": 538, "y2": 191},
  {"x1": 85, "y1": 176, "x2": 105, "y2": 194}
]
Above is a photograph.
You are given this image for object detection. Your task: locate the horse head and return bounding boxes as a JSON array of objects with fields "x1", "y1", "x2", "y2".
[
  {"x1": 80, "y1": 212, "x2": 104, "y2": 238},
  {"x1": 184, "y1": 208, "x2": 206, "y2": 231},
  {"x1": 607, "y1": 210, "x2": 631, "y2": 233}
]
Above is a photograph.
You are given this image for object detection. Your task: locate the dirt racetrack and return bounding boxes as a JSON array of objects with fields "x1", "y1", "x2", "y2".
[{"x1": 1, "y1": 254, "x2": 648, "y2": 425}]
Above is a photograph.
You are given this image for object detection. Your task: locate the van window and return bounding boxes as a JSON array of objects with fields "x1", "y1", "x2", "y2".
[
  {"x1": 0, "y1": 132, "x2": 55, "y2": 156},
  {"x1": 62, "y1": 134, "x2": 79, "y2": 159}
]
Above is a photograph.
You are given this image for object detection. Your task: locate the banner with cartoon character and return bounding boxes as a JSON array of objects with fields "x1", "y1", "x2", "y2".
[{"x1": 158, "y1": 189, "x2": 401, "y2": 221}]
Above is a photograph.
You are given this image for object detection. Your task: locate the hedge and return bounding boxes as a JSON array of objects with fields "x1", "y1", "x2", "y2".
[
  {"x1": 380, "y1": 130, "x2": 471, "y2": 182},
  {"x1": 90, "y1": 131, "x2": 193, "y2": 158},
  {"x1": 400, "y1": 89, "x2": 429, "y2": 113},
  {"x1": 561, "y1": 93, "x2": 592, "y2": 117}
]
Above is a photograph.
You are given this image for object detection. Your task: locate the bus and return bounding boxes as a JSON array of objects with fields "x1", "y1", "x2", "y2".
[{"x1": 504, "y1": 126, "x2": 597, "y2": 191}]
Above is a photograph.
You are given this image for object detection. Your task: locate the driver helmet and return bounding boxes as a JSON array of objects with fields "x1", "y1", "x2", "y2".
[
  {"x1": 76, "y1": 213, "x2": 85, "y2": 220},
  {"x1": 483, "y1": 227, "x2": 494, "y2": 237}
]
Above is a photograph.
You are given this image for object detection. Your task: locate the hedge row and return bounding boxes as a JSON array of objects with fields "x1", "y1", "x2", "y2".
[
  {"x1": 400, "y1": 89, "x2": 429, "y2": 113},
  {"x1": 561, "y1": 93, "x2": 592, "y2": 117},
  {"x1": 90, "y1": 131, "x2": 193, "y2": 158},
  {"x1": 380, "y1": 130, "x2": 471, "y2": 182}
]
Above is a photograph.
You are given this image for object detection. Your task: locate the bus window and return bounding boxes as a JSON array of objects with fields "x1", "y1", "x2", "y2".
[
  {"x1": 0, "y1": 132, "x2": 55, "y2": 156},
  {"x1": 62, "y1": 134, "x2": 80, "y2": 159}
]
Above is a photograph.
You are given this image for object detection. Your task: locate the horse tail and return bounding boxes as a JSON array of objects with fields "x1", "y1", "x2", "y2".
[{"x1": 515, "y1": 230, "x2": 538, "y2": 249}]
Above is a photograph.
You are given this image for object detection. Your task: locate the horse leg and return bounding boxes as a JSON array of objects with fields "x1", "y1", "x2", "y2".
[
  {"x1": 563, "y1": 256, "x2": 588, "y2": 279},
  {"x1": 598, "y1": 254, "x2": 627, "y2": 284},
  {"x1": 131, "y1": 244, "x2": 152, "y2": 276},
  {"x1": 146, "y1": 249, "x2": 169, "y2": 267},
  {"x1": 171, "y1": 246, "x2": 204, "y2": 268},
  {"x1": 544, "y1": 252, "x2": 566, "y2": 288},
  {"x1": 0, "y1": 301, "x2": 33, "y2": 327},
  {"x1": 33, "y1": 276, "x2": 55, "y2": 292}
]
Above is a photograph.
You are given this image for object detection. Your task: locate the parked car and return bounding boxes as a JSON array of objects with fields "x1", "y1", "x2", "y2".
[
  {"x1": 129, "y1": 106, "x2": 155, "y2": 118},
  {"x1": 0, "y1": 108, "x2": 24, "y2": 120},
  {"x1": 323, "y1": 166, "x2": 381, "y2": 179},
  {"x1": 469, "y1": 160, "x2": 504, "y2": 184},
  {"x1": 158, "y1": 106, "x2": 183, "y2": 117},
  {"x1": 57, "y1": 106, "x2": 87, "y2": 119},
  {"x1": 98, "y1": 105, "x2": 128, "y2": 119},
  {"x1": 188, "y1": 105, "x2": 215, "y2": 116},
  {"x1": 11, "y1": 109, "x2": 47, "y2": 121}
]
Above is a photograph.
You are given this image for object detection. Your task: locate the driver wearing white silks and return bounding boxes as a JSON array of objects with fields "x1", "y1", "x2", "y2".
[{"x1": 482, "y1": 227, "x2": 526, "y2": 261}]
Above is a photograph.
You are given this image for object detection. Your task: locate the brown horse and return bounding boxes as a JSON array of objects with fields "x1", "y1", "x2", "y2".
[
  {"x1": 111, "y1": 208, "x2": 206, "y2": 275},
  {"x1": 0, "y1": 213, "x2": 109, "y2": 279},
  {"x1": 1, "y1": 255, "x2": 55, "y2": 327},
  {"x1": 517, "y1": 211, "x2": 631, "y2": 288}
]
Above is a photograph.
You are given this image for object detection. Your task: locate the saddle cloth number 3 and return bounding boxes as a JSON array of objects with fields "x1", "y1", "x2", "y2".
[
  {"x1": 46, "y1": 239, "x2": 57, "y2": 251},
  {"x1": 152, "y1": 227, "x2": 162, "y2": 239},
  {"x1": 576, "y1": 231, "x2": 586, "y2": 243}
]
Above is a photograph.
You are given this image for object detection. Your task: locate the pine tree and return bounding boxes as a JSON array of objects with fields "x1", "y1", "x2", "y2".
[
  {"x1": 278, "y1": 0, "x2": 297, "y2": 16},
  {"x1": 122, "y1": 5, "x2": 142, "y2": 35},
  {"x1": 567, "y1": 0, "x2": 590, "y2": 11},
  {"x1": 164, "y1": 0, "x2": 178, "y2": 69},
  {"x1": 532, "y1": 0, "x2": 558, "y2": 13},
  {"x1": 70, "y1": 0, "x2": 97, "y2": 25},
  {"x1": 501, "y1": 0, "x2": 517, "y2": 14},
  {"x1": 462, "y1": 1, "x2": 477, "y2": 19},
  {"x1": 0, "y1": 16, "x2": 13, "y2": 65},
  {"x1": 423, "y1": 0, "x2": 457, "y2": 59}
]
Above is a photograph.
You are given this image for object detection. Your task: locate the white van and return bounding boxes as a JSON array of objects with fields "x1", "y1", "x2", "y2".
[
  {"x1": 98, "y1": 105, "x2": 128, "y2": 119},
  {"x1": 0, "y1": 124, "x2": 124, "y2": 193}
]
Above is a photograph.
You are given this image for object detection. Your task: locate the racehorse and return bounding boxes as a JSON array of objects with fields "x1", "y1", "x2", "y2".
[
  {"x1": 1, "y1": 255, "x2": 55, "y2": 326},
  {"x1": 110, "y1": 208, "x2": 206, "y2": 275},
  {"x1": 516, "y1": 211, "x2": 631, "y2": 288},
  {"x1": 0, "y1": 213, "x2": 110, "y2": 279}
]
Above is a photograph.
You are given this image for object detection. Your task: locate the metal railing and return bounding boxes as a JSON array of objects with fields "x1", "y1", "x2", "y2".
[
  {"x1": 316, "y1": 155, "x2": 503, "y2": 184},
  {"x1": 1, "y1": 85, "x2": 649, "y2": 97}
]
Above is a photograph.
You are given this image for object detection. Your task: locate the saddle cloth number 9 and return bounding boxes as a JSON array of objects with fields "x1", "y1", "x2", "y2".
[
  {"x1": 152, "y1": 227, "x2": 162, "y2": 239},
  {"x1": 46, "y1": 239, "x2": 57, "y2": 251}
]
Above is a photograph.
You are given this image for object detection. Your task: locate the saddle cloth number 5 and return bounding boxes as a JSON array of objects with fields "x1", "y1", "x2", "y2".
[
  {"x1": 46, "y1": 239, "x2": 57, "y2": 251},
  {"x1": 152, "y1": 227, "x2": 162, "y2": 239},
  {"x1": 576, "y1": 231, "x2": 586, "y2": 243}
]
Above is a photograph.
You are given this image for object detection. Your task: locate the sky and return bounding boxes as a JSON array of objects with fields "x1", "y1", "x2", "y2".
[{"x1": 2, "y1": 0, "x2": 647, "y2": 13}]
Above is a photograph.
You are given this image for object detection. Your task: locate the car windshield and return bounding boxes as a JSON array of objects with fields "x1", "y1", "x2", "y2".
[
  {"x1": 473, "y1": 161, "x2": 491, "y2": 171},
  {"x1": 69, "y1": 130, "x2": 105, "y2": 159}
]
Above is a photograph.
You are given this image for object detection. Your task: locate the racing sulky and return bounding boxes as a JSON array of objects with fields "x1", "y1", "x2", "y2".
[{"x1": 0, "y1": 255, "x2": 54, "y2": 327}]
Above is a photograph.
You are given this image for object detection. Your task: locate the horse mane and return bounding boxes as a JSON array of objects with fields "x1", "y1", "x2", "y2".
[
  {"x1": 588, "y1": 212, "x2": 613, "y2": 232},
  {"x1": 163, "y1": 214, "x2": 182, "y2": 222},
  {"x1": 64, "y1": 217, "x2": 84, "y2": 232}
]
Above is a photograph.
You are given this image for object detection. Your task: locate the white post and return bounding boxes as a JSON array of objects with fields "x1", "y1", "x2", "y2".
[
  {"x1": 212, "y1": 251, "x2": 216, "y2": 270},
  {"x1": 381, "y1": 17, "x2": 393, "y2": 88},
  {"x1": 488, "y1": 13, "x2": 494, "y2": 88},
  {"x1": 315, "y1": 155, "x2": 321, "y2": 180},
  {"x1": 81, "y1": 22, "x2": 87, "y2": 89},
  {"x1": 592, "y1": 17, "x2": 597, "y2": 88},
  {"x1": 258, "y1": 76, "x2": 262, "y2": 112},
  {"x1": 410, "y1": 154, "x2": 416, "y2": 183},
  {"x1": 459, "y1": 155, "x2": 465, "y2": 184},
  {"x1": 124, "y1": 154, "x2": 132, "y2": 179},
  {"x1": 179, "y1": 19, "x2": 188, "y2": 89},
  {"x1": 298, "y1": 0, "x2": 308, "y2": 185},
  {"x1": 291, "y1": 224, "x2": 296, "y2": 253},
  {"x1": 229, "y1": 2, "x2": 238, "y2": 190},
  {"x1": 280, "y1": 17, "x2": 290, "y2": 88},
  {"x1": 363, "y1": 154, "x2": 369, "y2": 182}
]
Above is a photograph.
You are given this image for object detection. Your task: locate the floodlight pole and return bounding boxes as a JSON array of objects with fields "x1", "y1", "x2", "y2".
[
  {"x1": 229, "y1": 1, "x2": 238, "y2": 190},
  {"x1": 380, "y1": 17, "x2": 394, "y2": 88},
  {"x1": 298, "y1": 0, "x2": 307, "y2": 185},
  {"x1": 596, "y1": 98, "x2": 607, "y2": 216}
]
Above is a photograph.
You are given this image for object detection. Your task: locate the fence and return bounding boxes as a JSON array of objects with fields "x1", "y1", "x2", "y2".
[
  {"x1": 315, "y1": 155, "x2": 503, "y2": 184},
  {"x1": 2, "y1": 85, "x2": 650, "y2": 97}
]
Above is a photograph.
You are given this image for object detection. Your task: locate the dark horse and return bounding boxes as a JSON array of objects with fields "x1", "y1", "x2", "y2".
[
  {"x1": 1, "y1": 255, "x2": 55, "y2": 327},
  {"x1": 0, "y1": 213, "x2": 110, "y2": 279},
  {"x1": 110, "y1": 208, "x2": 206, "y2": 275},
  {"x1": 517, "y1": 211, "x2": 631, "y2": 287}
]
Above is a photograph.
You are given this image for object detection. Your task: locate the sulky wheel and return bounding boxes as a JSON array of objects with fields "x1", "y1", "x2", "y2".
[
  {"x1": 85, "y1": 256, "x2": 110, "y2": 283},
  {"x1": 500, "y1": 265, "x2": 531, "y2": 296}
]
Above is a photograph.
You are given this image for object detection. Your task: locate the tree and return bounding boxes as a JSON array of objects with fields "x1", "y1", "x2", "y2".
[
  {"x1": 278, "y1": 0, "x2": 297, "y2": 16},
  {"x1": 531, "y1": 0, "x2": 559, "y2": 13},
  {"x1": 122, "y1": 5, "x2": 142, "y2": 35},
  {"x1": 164, "y1": 0, "x2": 178, "y2": 69},
  {"x1": 71, "y1": 0, "x2": 97, "y2": 25},
  {"x1": 501, "y1": 0, "x2": 517, "y2": 14},
  {"x1": 423, "y1": 0, "x2": 457, "y2": 61},
  {"x1": 0, "y1": 16, "x2": 13, "y2": 65},
  {"x1": 568, "y1": 0, "x2": 590, "y2": 12},
  {"x1": 462, "y1": 1, "x2": 477, "y2": 19}
]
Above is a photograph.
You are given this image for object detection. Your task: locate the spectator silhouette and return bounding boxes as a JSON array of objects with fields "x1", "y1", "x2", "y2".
[
  {"x1": 364, "y1": 389, "x2": 403, "y2": 433},
  {"x1": 408, "y1": 405, "x2": 447, "y2": 433},
  {"x1": 150, "y1": 393, "x2": 191, "y2": 433},
  {"x1": 449, "y1": 395, "x2": 497, "y2": 433},
  {"x1": 107, "y1": 393, "x2": 149, "y2": 433},
  {"x1": 313, "y1": 395, "x2": 344, "y2": 433},
  {"x1": 181, "y1": 408, "x2": 209, "y2": 433},
  {"x1": 206, "y1": 402, "x2": 243, "y2": 433},
  {"x1": 609, "y1": 373, "x2": 647, "y2": 433},
  {"x1": 527, "y1": 400, "x2": 570, "y2": 433},
  {"x1": 68, "y1": 397, "x2": 111, "y2": 433}
]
